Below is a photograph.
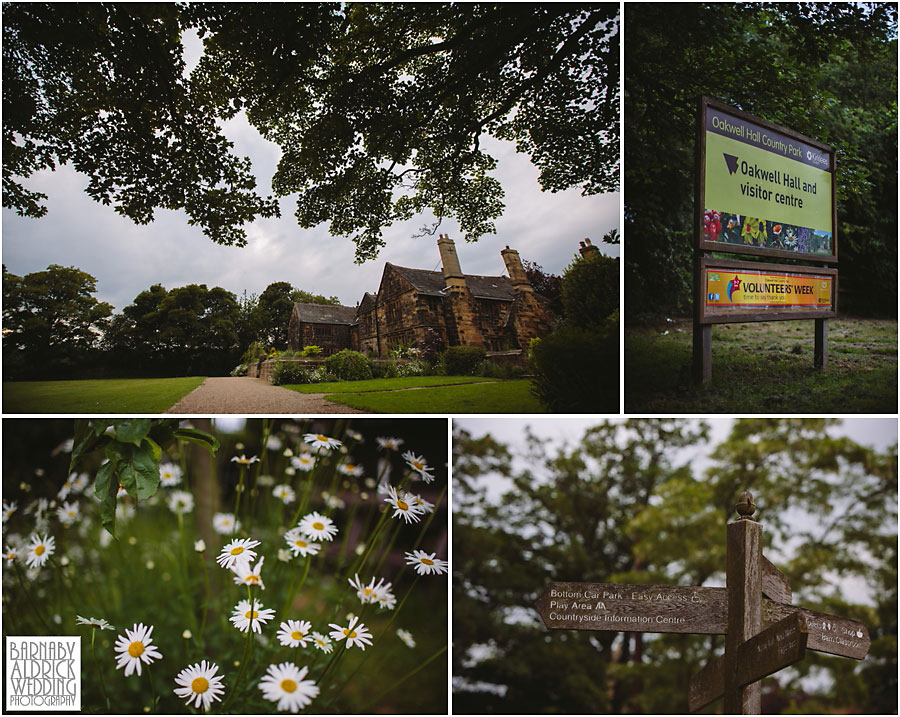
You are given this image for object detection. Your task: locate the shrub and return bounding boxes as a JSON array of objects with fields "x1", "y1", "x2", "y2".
[
  {"x1": 325, "y1": 349, "x2": 373, "y2": 381},
  {"x1": 272, "y1": 361, "x2": 312, "y2": 385},
  {"x1": 230, "y1": 363, "x2": 248, "y2": 377},
  {"x1": 397, "y1": 359, "x2": 431, "y2": 377},
  {"x1": 477, "y1": 360, "x2": 525, "y2": 379},
  {"x1": 241, "y1": 341, "x2": 268, "y2": 364},
  {"x1": 416, "y1": 328, "x2": 445, "y2": 365},
  {"x1": 301, "y1": 345, "x2": 323, "y2": 357},
  {"x1": 371, "y1": 360, "x2": 398, "y2": 379},
  {"x1": 443, "y1": 345, "x2": 487, "y2": 376},
  {"x1": 529, "y1": 319, "x2": 619, "y2": 412}
]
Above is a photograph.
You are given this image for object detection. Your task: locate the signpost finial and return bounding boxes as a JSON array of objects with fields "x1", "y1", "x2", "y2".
[{"x1": 735, "y1": 491, "x2": 756, "y2": 520}]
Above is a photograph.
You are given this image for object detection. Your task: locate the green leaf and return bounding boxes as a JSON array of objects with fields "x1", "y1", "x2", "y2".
[
  {"x1": 143, "y1": 436, "x2": 163, "y2": 463},
  {"x1": 70, "y1": 419, "x2": 113, "y2": 473},
  {"x1": 174, "y1": 428, "x2": 220, "y2": 455},
  {"x1": 113, "y1": 419, "x2": 152, "y2": 446},
  {"x1": 114, "y1": 443, "x2": 160, "y2": 501},
  {"x1": 94, "y1": 459, "x2": 119, "y2": 538}
]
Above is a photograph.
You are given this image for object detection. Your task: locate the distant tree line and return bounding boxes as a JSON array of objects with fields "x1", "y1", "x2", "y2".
[{"x1": 2, "y1": 265, "x2": 339, "y2": 380}]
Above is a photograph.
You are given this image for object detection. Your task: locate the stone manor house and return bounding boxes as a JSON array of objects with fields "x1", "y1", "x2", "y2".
[{"x1": 288, "y1": 235, "x2": 593, "y2": 358}]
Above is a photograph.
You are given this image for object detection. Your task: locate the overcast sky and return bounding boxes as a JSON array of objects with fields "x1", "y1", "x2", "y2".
[{"x1": 1, "y1": 31, "x2": 619, "y2": 313}]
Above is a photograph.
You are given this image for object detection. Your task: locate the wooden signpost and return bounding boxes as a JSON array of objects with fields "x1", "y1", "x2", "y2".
[{"x1": 534, "y1": 492, "x2": 870, "y2": 714}]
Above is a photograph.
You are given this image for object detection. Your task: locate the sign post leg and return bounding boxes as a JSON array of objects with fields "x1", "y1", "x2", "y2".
[
  {"x1": 693, "y1": 323, "x2": 712, "y2": 384},
  {"x1": 814, "y1": 318, "x2": 828, "y2": 369},
  {"x1": 724, "y1": 505, "x2": 762, "y2": 714}
]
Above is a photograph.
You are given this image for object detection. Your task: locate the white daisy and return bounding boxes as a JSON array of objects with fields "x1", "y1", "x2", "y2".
[
  {"x1": 283, "y1": 528, "x2": 321, "y2": 558},
  {"x1": 76, "y1": 615, "x2": 115, "y2": 630},
  {"x1": 373, "y1": 581, "x2": 397, "y2": 610},
  {"x1": 346, "y1": 429, "x2": 363, "y2": 442},
  {"x1": 348, "y1": 574, "x2": 395, "y2": 609},
  {"x1": 402, "y1": 450, "x2": 435, "y2": 483},
  {"x1": 57, "y1": 475, "x2": 76, "y2": 500},
  {"x1": 290, "y1": 454, "x2": 315, "y2": 471},
  {"x1": 194, "y1": 539, "x2": 206, "y2": 553},
  {"x1": 258, "y1": 662, "x2": 319, "y2": 712},
  {"x1": 212, "y1": 512, "x2": 240, "y2": 535},
  {"x1": 396, "y1": 628, "x2": 416, "y2": 648},
  {"x1": 231, "y1": 556, "x2": 265, "y2": 589},
  {"x1": 216, "y1": 538, "x2": 260, "y2": 569},
  {"x1": 328, "y1": 615, "x2": 373, "y2": 650},
  {"x1": 24, "y1": 533, "x2": 55, "y2": 569},
  {"x1": 297, "y1": 512, "x2": 338, "y2": 542},
  {"x1": 116, "y1": 483, "x2": 128, "y2": 498},
  {"x1": 231, "y1": 454, "x2": 259, "y2": 465},
  {"x1": 384, "y1": 487, "x2": 425, "y2": 524},
  {"x1": 167, "y1": 490, "x2": 194, "y2": 514},
  {"x1": 338, "y1": 462, "x2": 364, "y2": 477},
  {"x1": 71, "y1": 473, "x2": 90, "y2": 493},
  {"x1": 56, "y1": 501, "x2": 80, "y2": 527},
  {"x1": 266, "y1": 435, "x2": 283, "y2": 451},
  {"x1": 404, "y1": 549, "x2": 449, "y2": 576},
  {"x1": 303, "y1": 433, "x2": 342, "y2": 451},
  {"x1": 173, "y1": 660, "x2": 225, "y2": 711},
  {"x1": 159, "y1": 463, "x2": 183, "y2": 487},
  {"x1": 4, "y1": 544, "x2": 18, "y2": 563},
  {"x1": 229, "y1": 599, "x2": 276, "y2": 633},
  {"x1": 410, "y1": 493, "x2": 435, "y2": 514},
  {"x1": 276, "y1": 619, "x2": 313, "y2": 648},
  {"x1": 113, "y1": 623, "x2": 163, "y2": 677},
  {"x1": 376, "y1": 436, "x2": 404, "y2": 451},
  {"x1": 277, "y1": 548, "x2": 292, "y2": 562},
  {"x1": 272, "y1": 484, "x2": 296, "y2": 504},
  {"x1": 310, "y1": 632, "x2": 333, "y2": 654},
  {"x1": 258, "y1": 474, "x2": 276, "y2": 487}
]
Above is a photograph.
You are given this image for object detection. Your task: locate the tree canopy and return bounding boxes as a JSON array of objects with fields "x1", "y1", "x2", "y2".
[
  {"x1": 624, "y1": 2, "x2": 897, "y2": 317},
  {"x1": 4, "y1": 3, "x2": 618, "y2": 260},
  {"x1": 453, "y1": 418, "x2": 897, "y2": 714}
]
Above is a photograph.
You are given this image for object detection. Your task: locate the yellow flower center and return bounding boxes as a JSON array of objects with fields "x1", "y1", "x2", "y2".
[
  {"x1": 397, "y1": 500, "x2": 408, "y2": 511},
  {"x1": 363, "y1": 588, "x2": 373, "y2": 596},
  {"x1": 281, "y1": 679, "x2": 298, "y2": 693},
  {"x1": 128, "y1": 641, "x2": 145, "y2": 657},
  {"x1": 421, "y1": 558, "x2": 434, "y2": 565},
  {"x1": 295, "y1": 539, "x2": 307, "y2": 548},
  {"x1": 246, "y1": 575, "x2": 259, "y2": 583},
  {"x1": 245, "y1": 610, "x2": 259, "y2": 620},
  {"x1": 413, "y1": 461, "x2": 423, "y2": 470},
  {"x1": 316, "y1": 435, "x2": 327, "y2": 442},
  {"x1": 291, "y1": 630, "x2": 304, "y2": 640},
  {"x1": 343, "y1": 629, "x2": 357, "y2": 639},
  {"x1": 34, "y1": 545, "x2": 45, "y2": 556},
  {"x1": 230, "y1": 546, "x2": 244, "y2": 555},
  {"x1": 312, "y1": 522, "x2": 324, "y2": 531},
  {"x1": 191, "y1": 677, "x2": 209, "y2": 694}
]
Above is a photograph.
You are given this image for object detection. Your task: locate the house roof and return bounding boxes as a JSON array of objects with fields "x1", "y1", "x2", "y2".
[
  {"x1": 293, "y1": 303, "x2": 358, "y2": 325},
  {"x1": 387, "y1": 264, "x2": 515, "y2": 301}
]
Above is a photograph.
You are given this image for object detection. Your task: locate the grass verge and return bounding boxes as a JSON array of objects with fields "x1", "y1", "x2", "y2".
[
  {"x1": 625, "y1": 317, "x2": 897, "y2": 413},
  {"x1": 3, "y1": 377, "x2": 206, "y2": 413},
  {"x1": 324, "y1": 379, "x2": 545, "y2": 413},
  {"x1": 281, "y1": 375, "x2": 497, "y2": 393}
]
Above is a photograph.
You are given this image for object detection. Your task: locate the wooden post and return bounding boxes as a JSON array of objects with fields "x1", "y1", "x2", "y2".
[
  {"x1": 724, "y1": 491, "x2": 762, "y2": 714},
  {"x1": 814, "y1": 318, "x2": 828, "y2": 369}
]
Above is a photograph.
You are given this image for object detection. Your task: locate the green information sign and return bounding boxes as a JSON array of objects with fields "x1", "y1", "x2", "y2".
[{"x1": 696, "y1": 98, "x2": 837, "y2": 262}]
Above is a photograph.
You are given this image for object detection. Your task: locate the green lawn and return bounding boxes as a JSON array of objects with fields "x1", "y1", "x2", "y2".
[
  {"x1": 3, "y1": 377, "x2": 206, "y2": 413},
  {"x1": 626, "y1": 317, "x2": 897, "y2": 413},
  {"x1": 323, "y1": 378, "x2": 546, "y2": 413},
  {"x1": 282, "y1": 375, "x2": 494, "y2": 393}
]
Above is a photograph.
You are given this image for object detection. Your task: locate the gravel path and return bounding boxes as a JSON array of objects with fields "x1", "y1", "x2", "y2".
[{"x1": 165, "y1": 377, "x2": 366, "y2": 414}]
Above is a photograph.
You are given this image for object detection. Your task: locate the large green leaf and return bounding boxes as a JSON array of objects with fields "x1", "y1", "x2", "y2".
[
  {"x1": 70, "y1": 419, "x2": 113, "y2": 473},
  {"x1": 174, "y1": 428, "x2": 220, "y2": 455},
  {"x1": 113, "y1": 419, "x2": 152, "y2": 446},
  {"x1": 108, "y1": 442, "x2": 160, "y2": 501},
  {"x1": 94, "y1": 459, "x2": 119, "y2": 538}
]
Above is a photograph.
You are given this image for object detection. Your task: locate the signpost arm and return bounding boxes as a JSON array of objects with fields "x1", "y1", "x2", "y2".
[{"x1": 724, "y1": 492, "x2": 762, "y2": 714}]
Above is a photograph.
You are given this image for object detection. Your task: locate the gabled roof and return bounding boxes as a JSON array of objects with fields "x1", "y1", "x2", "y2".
[
  {"x1": 358, "y1": 292, "x2": 377, "y2": 312},
  {"x1": 386, "y1": 264, "x2": 515, "y2": 301},
  {"x1": 293, "y1": 303, "x2": 357, "y2": 325}
]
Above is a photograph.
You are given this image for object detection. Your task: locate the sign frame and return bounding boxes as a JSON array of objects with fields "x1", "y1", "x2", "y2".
[
  {"x1": 697, "y1": 256, "x2": 838, "y2": 324},
  {"x1": 695, "y1": 96, "x2": 838, "y2": 263}
]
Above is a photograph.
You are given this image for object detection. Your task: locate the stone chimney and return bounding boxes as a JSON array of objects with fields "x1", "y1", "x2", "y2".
[
  {"x1": 579, "y1": 237, "x2": 600, "y2": 258},
  {"x1": 500, "y1": 246, "x2": 533, "y2": 294},
  {"x1": 437, "y1": 234, "x2": 467, "y2": 290}
]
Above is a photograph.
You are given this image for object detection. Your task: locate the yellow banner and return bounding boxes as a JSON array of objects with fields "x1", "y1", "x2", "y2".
[{"x1": 706, "y1": 270, "x2": 833, "y2": 310}]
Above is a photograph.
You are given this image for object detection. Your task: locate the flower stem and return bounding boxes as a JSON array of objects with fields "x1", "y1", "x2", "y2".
[
  {"x1": 13, "y1": 560, "x2": 51, "y2": 632},
  {"x1": 363, "y1": 644, "x2": 448, "y2": 710},
  {"x1": 90, "y1": 627, "x2": 111, "y2": 713},
  {"x1": 281, "y1": 553, "x2": 311, "y2": 616},
  {"x1": 223, "y1": 587, "x2": 255, "y2": 711},
  {"x1": 145, "y1": 662, "x2": 159, "y2": 713}
]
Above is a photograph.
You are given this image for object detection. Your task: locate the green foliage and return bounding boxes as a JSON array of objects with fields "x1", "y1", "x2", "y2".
[
  {"x1": 324, "y1": 379, "x2": 541, "y2": 413},
  {"x1": 371, "y1": 360, "x2": 398, "y2": 379},
  {"x1": 396, "y1": 359, "x2": 432, "y2": 377},
  {"x1": 443, "y1": 345, "x2": 487, "y2": 376},
  {"x1": 241, "y1": 341, "x2": 268, "y2": 364},
  {"x1": 625, "y1": 3, "x2": 897, "y2": 317},
  {"x1": 70, "y1": 419, "x2": 218, "y2": 536},
  {"x1": 271, "y1": 361, "x2": 334, "y2": 386},
  {"x1": 2, "y1": 377, "x2": 206, "y2": 413},
  {"x1": 561, "y1": 252, "x2": 619, "y2": 330},
  {"x1": 453, "y1": 418, "x2": 897, "y2": 713},
  {"x1": 4, "y1": 4, "x2": 618, "y2": 258},
  {"x1": 3, "y1": 264, "x2": 113, "y2": 379},
  {"x1": 300, "y1": 344, "x2": 323, "y2": 357},
  {"x1": 325, "y1": 349, "x2": 374, "y2": 381},
  {"x1": 529, "y1": 315, "x2": 619, "y2": 412},
  {"x1": 477, "y1": 360, "x2": 525, "y2": 379}
]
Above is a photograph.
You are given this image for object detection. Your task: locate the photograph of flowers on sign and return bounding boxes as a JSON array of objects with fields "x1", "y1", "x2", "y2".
[
  {"x1": 703, "y1": 210, "x2": 832, "y2": 255},
  {"x1": 2, "y1": 418, "x2": 447, "y2": 714}
]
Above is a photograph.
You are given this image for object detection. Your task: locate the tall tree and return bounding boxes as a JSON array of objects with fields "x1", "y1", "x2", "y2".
[
  {"x1": 3, "y1": 263, "x2": 112, "y2": 378},
  {"x1": 4, "y1": 3, "x2": 618, "y2": 260}
]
